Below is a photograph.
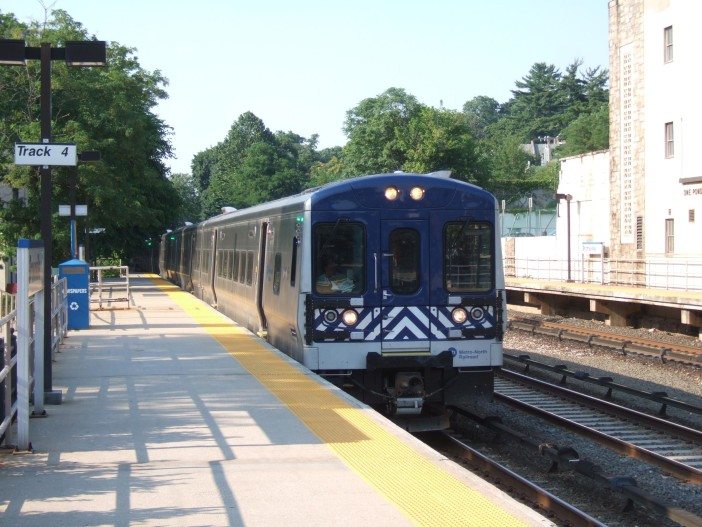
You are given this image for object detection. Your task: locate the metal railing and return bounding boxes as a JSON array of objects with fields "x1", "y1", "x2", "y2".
[
  {"x1": 0, "y1": 291, "x2": 17, "y2": 445},
  {"x1": 504, "y1": 256, "x2": 702, "y2": 292},
  {"x1": 1, "y1": 278, "x2": 67, "y2": 449},
  {"x1": 89, "y1": 265, "x2": 132, "y2": 309}
]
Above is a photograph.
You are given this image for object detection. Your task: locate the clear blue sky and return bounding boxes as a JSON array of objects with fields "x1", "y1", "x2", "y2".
[{"x1": 3, "y1": 0, "x2": 609, "y2": 175}]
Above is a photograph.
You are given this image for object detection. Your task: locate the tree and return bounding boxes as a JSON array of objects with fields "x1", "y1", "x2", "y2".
[
  {"x1": 503, "y1": 62, "x2": 567, "y2": 141},
  {"x1": 400, "y1": 107, "x2": 486, "y2": 186},
  {"x1": 479, "y1": 135, "x2": 541, "y2": 203},
  {"x1": 0, "y1": 9, "x2": 180, "y2": 262},
  {"x1": 198, "y1": 114, "x2": 317, "y2": 217},
  {"x1": 342, "y1": 87, "x2": 422, "y2": 175},
  {"x1": 170, "y1": 172, "x2": 201, "y2": 224},
  {"x1": 462, "y1": 96, "x2": 501, "y2": 139},
  {"x1": 556, "y1": 104, "x2": 609, "y2": 157}
]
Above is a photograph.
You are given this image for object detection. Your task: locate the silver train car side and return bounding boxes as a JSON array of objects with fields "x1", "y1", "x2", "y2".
[{"x1": 160, "y1": 172, "x2": 506, "y2": 421}]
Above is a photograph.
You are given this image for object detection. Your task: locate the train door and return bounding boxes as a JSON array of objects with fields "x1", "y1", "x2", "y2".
[
  {"x1": 208, "y1": 228, "x2": 218, "y2": 307},
  {"x1": 255, "y1": 221, "x2": 269, "y2": 336},
  {"x1": 379, "y1": 219, "x2": 431, "y2": 350}
]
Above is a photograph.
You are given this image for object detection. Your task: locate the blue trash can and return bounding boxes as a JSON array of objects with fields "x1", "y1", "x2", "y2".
[{"x1": 59, "y1": 259, "x2": 90, "y2": 330}]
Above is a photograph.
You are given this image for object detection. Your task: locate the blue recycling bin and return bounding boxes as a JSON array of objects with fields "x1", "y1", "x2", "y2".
[{"x1": 59, "y1": 259, "x2": 90, "y2": 329}]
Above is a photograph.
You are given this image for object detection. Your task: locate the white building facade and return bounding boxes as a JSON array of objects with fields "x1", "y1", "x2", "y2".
[{"x1": 610, "y1": 0, "x2": 701, "y2": 260}]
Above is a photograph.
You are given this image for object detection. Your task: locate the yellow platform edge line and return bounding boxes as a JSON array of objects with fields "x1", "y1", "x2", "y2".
[{"x1": 149, "y1": 277, "x2": 527, "y2": 527}]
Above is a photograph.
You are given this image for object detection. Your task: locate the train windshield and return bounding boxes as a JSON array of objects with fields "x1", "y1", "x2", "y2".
[
  {"x1": 444, "y1": 222, "x2": 493, "y2": 292},
  {"x1": 314, "y1": 222, "x2": 365, "y2": 295}
]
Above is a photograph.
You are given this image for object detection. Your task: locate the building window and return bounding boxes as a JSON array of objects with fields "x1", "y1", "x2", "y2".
[
  {"x1": 665, "y1": 219, "x2": 674, "y2": 255},
  {"x1": 665, "y1": 122, "x2": 674, "y2": 158},
  {"x1": 690, "y1": 209, "x2": 696, "y2": 223},
  {"x1": 664, "y1": 26, "x2": 673, "y2": 63},
  {"x1": 636, "y1": 216, "x2": 644, "y2": 251}
]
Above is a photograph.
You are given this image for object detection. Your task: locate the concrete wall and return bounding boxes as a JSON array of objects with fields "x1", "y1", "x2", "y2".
[{"x1": 557, "y1": 151, "x2": 611, "y2": 259}]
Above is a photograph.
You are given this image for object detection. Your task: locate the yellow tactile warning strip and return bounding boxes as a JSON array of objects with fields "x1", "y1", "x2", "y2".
[{"x1": 150, "y1": 277, "x2": 527, "y2": 526}]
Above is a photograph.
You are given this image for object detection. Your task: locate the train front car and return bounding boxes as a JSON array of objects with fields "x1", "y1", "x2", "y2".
[{"x1": 306, "y1": 172, "x2": 505, "y2": 428}]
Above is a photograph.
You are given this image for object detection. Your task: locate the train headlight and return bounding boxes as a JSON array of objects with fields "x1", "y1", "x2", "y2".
[
  {"x1": 409, "y1": 186, "x2": 425, "y2": 200},
  {"x1": 451, "y1": 307, "x2": 468, "y2": 324},
  {"x1": 384, "y1": 186, "x2": 399, "y2": 201},
  {"x1": 470, "y1": 307, "x2": 485, "y2": 321},
  {"x1": 341, "y1": 309, "x2": 358, "y2": 326},
  {"x1": 323, "y1": 310, "x2": 338, "y2": 324}
]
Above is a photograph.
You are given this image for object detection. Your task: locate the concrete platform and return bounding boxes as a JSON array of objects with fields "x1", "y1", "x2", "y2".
[
  {"x1": 0, "y1": 276, "x2": 553, "y2": 526},
  {"x1": 507, "y1": 277, "x2": 702, "y2": 336}
]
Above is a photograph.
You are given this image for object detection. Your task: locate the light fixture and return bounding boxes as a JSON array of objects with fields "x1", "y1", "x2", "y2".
[
  {"x1": 409, "y1": 186, "x2": 425, "y2": 200},
  {"x1": 384, "y1": 187, "x2": 399, "y2": 201},
  {"x1": 342, "y1": 309, "x2": 358, "y2": 326},
  {"x1": 324, "y1": 310, "x2": 338, "y2": 324},
  {"x1": 0, "y1": 39, "x2": 26, "y2": 65},
  {"x1": 470, "y1": 307, "x2": 485, "y2": 321},
  {"x1": 451, "y1": 307, "x2": 467, "y2": 324},
  {"x1": 65, "y1": 41, "x2": 107, "y2": 66}
]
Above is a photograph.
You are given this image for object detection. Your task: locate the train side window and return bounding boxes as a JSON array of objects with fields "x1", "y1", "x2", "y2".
[
  {"x1": 313, "y1": 222, "x2": 365, "y2": 295},
  {"x1": 232, "y1": 251, "x2": 239, "y2": 281},
  {"x1": 273, "y1": 253, "x2": 282, "y2": 295},
  {"x1": 290, "y1": 237, "x2": 298, "y2": 287},
  {"x1": 444, "y1": 222, "x2": 493, "y2": 292},
  {"x1": 216, "y1": 251, "x2": 224, "y2": 278},
  {"x1": 238, "y1": 250, "x2": 245, "y2": 283},
  {"x1": 246, "y1": 251, "x2": 254, "y2": 285}
]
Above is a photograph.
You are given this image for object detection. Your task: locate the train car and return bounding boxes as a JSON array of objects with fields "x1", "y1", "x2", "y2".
[{"x1": 160, "y1": 172, "x2": 506, "y2": 428}]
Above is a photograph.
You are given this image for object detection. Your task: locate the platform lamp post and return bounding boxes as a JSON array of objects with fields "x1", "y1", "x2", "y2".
[
  {"x1": 555, "y1": 193, "x2": 573, "y2": 283},
  {"x1": 68, "y1": 151, "x2": 101, "y2": 259},
  {"x1": 0, "y1": 39, "x2": 106, "y2": 404}
]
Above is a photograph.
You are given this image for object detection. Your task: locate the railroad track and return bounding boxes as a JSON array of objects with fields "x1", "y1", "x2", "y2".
[
  {"x1": 423, "y1": 431, "x2": 607, "y2": 527},
  {"x1": 443, "y1": 406, "x2": 702, "y2": 527},
  {"x1": 508, "y1": 317, "x2": 702, "y2": 366},
  {"x1": 495, "y1": 369, "x2": 702, "y2": 484}
]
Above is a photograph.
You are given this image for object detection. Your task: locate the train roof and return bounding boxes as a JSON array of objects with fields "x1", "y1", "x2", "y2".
[{"x1": 171, "y1": 171, "x2": 496, "y2": 233}]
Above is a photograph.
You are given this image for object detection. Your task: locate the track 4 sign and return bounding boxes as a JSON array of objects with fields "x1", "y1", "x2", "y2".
[{"x1": 14, "y1": 143, "x2": 77, "y2": 166}]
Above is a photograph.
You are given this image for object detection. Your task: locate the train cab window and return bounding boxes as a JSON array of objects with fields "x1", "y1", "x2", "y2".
[
  {"x1": 444, "y1": 222, "x2": 493, "y2": 292},
  {"x1": 314, "y1": 222, "x2": 365, "y2": 295},
  {"x1": 389, "y1": 228, "x2": 420, "y2": 294}
]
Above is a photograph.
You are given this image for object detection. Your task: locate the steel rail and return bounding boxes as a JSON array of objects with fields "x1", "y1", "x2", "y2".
[
  {"x1": 495, "y1": 369, "x2": 702, "y2": 484},
  {"x1": 446, "y1": 407, "x2": 702, "y2": 527},
  {"x1": 503, "y1": 352, "x2": 702, "y2": 417},
  {"x1": 425, "y1": 430, "x2": 607, "y2": 527},
  {"x1": 508, "y1": 317, "x2": 702, "y2": 366}
]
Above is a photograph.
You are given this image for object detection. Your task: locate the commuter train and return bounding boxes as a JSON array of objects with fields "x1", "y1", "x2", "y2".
[{"x1": 160, "y1": 171, "x2": 506, "y2": 428}]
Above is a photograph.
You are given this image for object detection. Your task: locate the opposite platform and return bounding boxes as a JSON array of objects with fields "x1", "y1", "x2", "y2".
[{"x1": 0, "y1": 276, "x2": 552, "y2": 526}]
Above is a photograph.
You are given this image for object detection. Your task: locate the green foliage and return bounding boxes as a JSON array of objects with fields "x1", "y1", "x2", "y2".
[
  {"x1": 556, "y1": 104, "x2": 609, "y2": 157},
  {"x1": 170, "y1": 172, "x2": 201, "y2": 223},
  {"x1": 198, "y1": 114, "x2": 319, "y2": 217},
  {"x1": 462, "y1": 96, "x2": 501, "y2": 139},
  {"x1": 0, "y1": 9, "x2": 180, "y2": 263},
  {"x1": 341, "y1": 87, "x2": 422, "y2": 175}
]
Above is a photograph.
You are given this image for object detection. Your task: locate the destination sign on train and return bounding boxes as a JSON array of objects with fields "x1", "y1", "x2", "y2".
[{"x1": 14, "y1": 143, "x2": 77, "y2": 166}]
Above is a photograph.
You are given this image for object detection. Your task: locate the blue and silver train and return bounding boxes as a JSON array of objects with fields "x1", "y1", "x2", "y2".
[{"x1": 160, "y1": 171, "x2": 506, "y2": 425}]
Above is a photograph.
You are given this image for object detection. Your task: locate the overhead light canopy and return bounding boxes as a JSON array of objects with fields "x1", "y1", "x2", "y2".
[
  {"x1": 0, "y1": 39, "x2": 26, "y2": 65},
  {"x1": 64, "y1": 41, "x2": 107, "y2": 66}
]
